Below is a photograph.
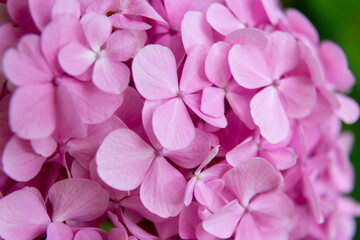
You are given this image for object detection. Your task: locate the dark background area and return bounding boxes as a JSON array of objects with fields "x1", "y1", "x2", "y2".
[{"x1": 281, "y1": 0, "x2": 360, "y2": 238}]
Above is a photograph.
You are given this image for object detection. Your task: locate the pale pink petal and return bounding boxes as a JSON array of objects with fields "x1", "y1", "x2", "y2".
[
  {"x1": 96, "y1": 128, "x2": 155, "y2": 190},
  {"x1": 41, "y1": 15, "x2": 86, "y2": 76},
  {"x1": 302, "y1": 173, "x2": 324, "y2": 224},
  {"x1": 152, "y1": 98, "x2": 195, "y2": 150},
  {"x1": 124, "y1": 0, "x2": 167, "y2": 24},
  {"x1": 105, "y1": 30, "x2": 137, "y2": 62},
  {"x1": 250, "y1": 86, "x2": 289, "y2": 144},
  {"x1": 0, "y1": 187, "x2": 51, "y2": 240},
  {"x1": 267, "y1": 31, "x2": 299, "y2": 79},
  {"x1": 61, "y1": 77, "x2": 123, "y2": 124},
  {"x1": 201, "y1": 87, "x2": 225, "y2": 118},
  {"x1": 164, "y1": 128, "x2": 211, "y2": 169},
  {"x1": 179, "y1": 202, "x2": 201, "y2": 239},
  {"x1": 206, "y1": 3, "x2": 244, "y2": 36},
  {"x1": 225, "y1": 28, "x2": 268, "y2": 46},
  {"x1": 202, "y1": 199, "x2": 244, "y2": 238},
  {"x1": 31, "y1": 136, "x2": 57, "y2": 157},
  {"x1": 86, "y1": 0, "x2": 119, "y2": 14},
  {"x1": 28, "y1": 0, "x2": 54, "y2": 30},
  {"x1": 285, "y1": 9, "x2": 319, "y2": 44},
  {"x1": 335, "y1": 93, "x2": 360, "y2": 124},
  {"x1": 181, "y1": 11, "x2": 213, "y2": 53},
  {"x1": 80, "y1": 13, "x2": 112, "y2": 52},
  {"x1": 235, "y1": 214, "x2": 262, "y2": 240},
  {"x1": 260, "y1": 0, "x2": 282, "y2": 25},
  {"x1": 229, "y1": 44, "x2": 271, "y2": 89},
  {"x1": 298, "y1": 41, "x2": 323, "y2": 86},
  {"x1": 155, "y1": 34, "x2": 186, "y2": 68},
  {"x1": 184, "y1": 93, "x2": 228, "y2": 128},
  {"x1": 49, "y1": 178, "x2": 109, "y2": 222},
  {"x1": 54, "y1": 84, "x2": 87, "y2": 142},
  {"x1": 184, "y1": 177, "x2": 196, "y2": 206},
  {"x1": 58, "y1": 42, "x2": 96, "y2": 76},
  {"x1": 195, "y1": 145, "x2": 220, "y2": 174},
  {"x1": 109, "y1": 13, "x2": 151, "y2": 30},
  {"x1": 260, "y1": 147, "x2": 297, "y2": 170},
  {"x1": 140, "y1": 157, "x2": 186, "y2": 218},
  {"x1": 277, "y1": 76, "x2": 317, "y2": 119},
  {"x1": 226, "y1": 136, "x2": 258, "y2": 167},
  {"x1": 179, "y1": 46, "x2": 211, "y2": 94},
  {"x1": 74, "y1": 229, "x2": 103, "y2": 240},
  {"x1": 71, "y1": 160, "x2": 90, "y2": 179},
  {"x1": 46, "y1": 222, "x2": 73, "y2": 240},
  {"x1": 93, "y1": 57, "x2": 130, "y2": 94},
  {"x1": 132, "y1": 45, "x2": 178, "y2": 100},
  {"x1": 163, "y1": 0, "x2": 191, "y2": 27},
  {"x1": 9, "y1": 84, "x2": 56, "y2": 139},
  {"x1": 51, "y1": 0, "x2": 81, "y2": 20},
  {"x1": 2, "y1": 136, "x2": 46, "y2": 182},
  {"x1": 223, "y1": 157, "x2": 281, "y2": 207},
  {"x1": 250, "y1": 192, "x2": 294, "y2": 231},
  {"x1": 205, "y1": 41, "x2": 231, "y2": 88},
  {"x1": 67, "y1": 115, "x2": 126, "y2": 169},
  {"x1": 3, "y1": 34, "x2": 53, "y2": 86},
  {"x1": 142, "y1": 99, "x2": 165, "y2": 149}
]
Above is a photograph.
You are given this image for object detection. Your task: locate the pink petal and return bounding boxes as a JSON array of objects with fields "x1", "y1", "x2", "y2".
[
  {"x1": 302, "y1": 173, "x2": 324, "y2": 224},
  {"x1": 155, "y1": 34, "x2": 186, "y2": 68},
  {"x1": 51, "y1": 0, "x2": 80, "y2": 20},
  {"x1": 124, "y1": 0, "x2": 166, "y2": 24},
  {"x1": 93, "y1": 57, "x2": 130, "y2": 94},
  {"x1": 184, "y1": 93, "x2": 228, "y2": 128},
  {"x1": 184, "y1": 177, "x2": 197, "y2": 206},
  {"x1": 181, "y1": 11, "x2": 213, "y2": 53},
  {"x1": 229, "y1": 44, "x2": 271, "y2": 89},
  {"x1": 163, "y1": 0, "x2": 191, "y2": 27},
  {"x1": 155, "y1": 217, "x2": 179, "y2": 239},
  {"x1": 31, "y1": 136, "x2": 57, "y2": 157},
  {"x1": 202, "y1": 199, "x2": 244, "y2": 238},
  {"x1": 250, "y1": 192, "x2": 294, "y2": 231},
  {"x1": 260, "y1": 0, "x2": 282, "y2": 25},
  {"x1": 108, "y1": 227, "x2": 128, "y2": 240},
  {"x1": 260, "y1": 147, "x2": 297, "y2": 170},
  {"x1": 250, "y1": 86, "x2": 289, "y2": 144},
  {"x1": 48, "y1": 178, "x2": 109, "y2": 222},
  {"x1": 96, "y1": 128, "x2": 155, "y2": 190},
  {"x1": 122, "y1": 214, "x2": 158, "y2": 239},
  {"x1": 3, "y1": 34, "x2": 53, "y2": 86},
  {"x1": 206, "y1": 3, "x2": 244, "y2": 36},
  {"x1": 195, "y1": 145, "x2": 220, "y2": 174},
  {"x1": 201, "y1": 87, "x2": 225, "y2": 118},
  {"x1": 335, "y1": 93, "x2": 360, "y2": 124},
  {"x1": 164, "y1": 128, "x2": 211, "y2": 169},
  {"x1": 0, "y1": 187, "x2": 51, "y2": 240},
  {"x1": 285, "y1": 9, "x2": 319, "y2": 44},
  {"x1": 223, "y1": 157, "x2": 281, "y2": 207},
  {"x1": 152, "y1": 98, "x2": 195, "y2": 150},
  {"x1": 179, "y1": 46, "x2": 211, "y2": 94},
  {"x1": 142, "y1": 99, "x2": 165, "y2": 149},
  {"x1": 277, "y1": 76, "x2": 317, "y2": 119},
  {"x1": 226, "y1": 136, "x2": 258, "y2": 167},
  {"x1": 235, "y1": 214, "x2": 262, "y2": 240},
  {"x1": 225, "y1": 28, "x2": 268, "y2": 46},
  {"x1": 29, "y1": 0, "x2": 55, "y2": 31},
  {"x1": 61, "y1": 77, "x2": 123, "y2": 124},
  {"x1": 267, "y1": 31, "x2": 299, "y2": 79},
  {"x1": 109, "y1": 13, "x2": 151, "y2": 30},
  {"x1": 105, "y1": 30, "x2": 137, "y2": 62},
  {"x1": 140, "y1": 157, "x2": 186, "y2": 218},
  {"x1": 205, "y1": 41, "x2": 232, "y2": 88},
  {"x1": 115, "y1": 87, "x2": 143, "y2": 124},
  {"x1": 41, "y1": 15, "x2": 86, "y2": 76},
  {"x1": 67, "y1": 115, "x2": 126, "y2": 169},
  {"x1": 46, "y1": 222, "x2": 73, "y2": 240},
  {"x1": 54, "y1": 84, "x2": 87, "y2": 142},
  {"x1": 132, "y1": 45, "x2": 178, "y2": 100},
  {"x1": 80, "y1": 13, "x2": 112, "y2": 52},
  {"x1": 58, "y1": 42, "x2": 96, "y2": 76},
  {"x1": 179, "y1": 202, "x2": 201, "y2": 239},
  {"x1": 7, "y1": 0, "x2": 38, "y2": 32},
  {"x1": 74, "y1": 229, "x2": 103, "y2": 240},
  {"x1": 9, "y1": 84, "x2": 56, "y2": 139}
]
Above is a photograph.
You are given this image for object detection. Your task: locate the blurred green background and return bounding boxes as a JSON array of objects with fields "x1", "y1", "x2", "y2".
[{"x1": 282, "y1": 0, "x2": 360, "y2": 238}]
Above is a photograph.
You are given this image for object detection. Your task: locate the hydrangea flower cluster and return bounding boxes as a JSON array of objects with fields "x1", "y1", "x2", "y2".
[{"x1": 0, "y1": 0, "x2": 359, "y2": 239}]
